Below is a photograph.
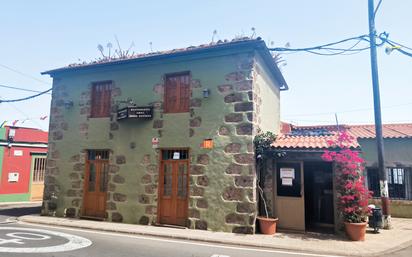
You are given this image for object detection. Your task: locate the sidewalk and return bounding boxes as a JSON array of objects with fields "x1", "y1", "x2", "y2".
[{"x1": 19, "y1": 215, "x2": 412, "y2": 257}]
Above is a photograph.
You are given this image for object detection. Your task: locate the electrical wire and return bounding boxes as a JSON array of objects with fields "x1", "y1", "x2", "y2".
[
  {"x1": 0, "y1": 84, "x2": 52, "y2": 94},
  {"x1": 0, "y1": 63, "x2": 50, "y2": 86},
  {"x1": 268, "y1": 33, "x2": 388, "y2": 56},
  {"x1": 374, "y1": 0, "x2": 383, "y2": 19},
  {"x1": 0, "y1": 88, "x2": 52, "y2": 103}
]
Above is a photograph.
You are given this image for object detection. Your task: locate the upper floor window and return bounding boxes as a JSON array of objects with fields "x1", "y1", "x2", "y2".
[
  {"x1": 91, "y1": 81, "x2": 112, "y2": 118},
  {"x1": 164, "y1": 72, "x2": 190, "y2": 113}
]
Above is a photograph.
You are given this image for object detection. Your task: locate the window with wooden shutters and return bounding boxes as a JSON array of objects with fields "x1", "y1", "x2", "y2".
[
  {"x1": 164, "y1": 72, "x2": 190, "y2": 113},
  {"x1": 91, "y1": 81, "x2": 112, "y2": 118}
]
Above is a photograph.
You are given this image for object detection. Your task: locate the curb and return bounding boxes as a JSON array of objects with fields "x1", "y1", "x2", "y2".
[{"x1": 17, "y1": 215, "x2": 412, "y2": 257}]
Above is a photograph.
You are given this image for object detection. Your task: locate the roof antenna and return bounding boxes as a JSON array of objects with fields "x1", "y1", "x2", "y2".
[
  {"x1": 335, "y1": 113, "x2": 341, "y2": 132},
  {"x1": 97, "y1": 44, "x2": 106, "y2": 58},
  {"x1": 149, "y1": 42, "x2": 153, "y2": 52},
  {"x1": 212, "y1": 30, "x2": 217, "y2": 43},
  {"x1": 107, "y1": 42, "x2": 113, "y2": 58},
  {"x1": 251, "y1": 27, "x2": 256, "y2": 38}
]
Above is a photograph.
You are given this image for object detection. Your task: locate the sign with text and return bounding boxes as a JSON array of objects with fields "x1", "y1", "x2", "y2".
[
  {"x1": 280, "y1": 168, "x2": 295, "y2": 179},
  {"x1": 117, "y1": 106, "x2": 153, "y2": 120}
]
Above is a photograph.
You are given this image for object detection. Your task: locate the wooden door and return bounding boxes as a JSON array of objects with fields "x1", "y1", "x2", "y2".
[
  {"x1": 274, "y1": 162, "x2": 305, "y2": 231},
  {"x1": 158, "y1": 150, "x2": 189, "y2": 226},
  {"x1": 83, "y1": 152, "x2": 109, "y2": 219}
]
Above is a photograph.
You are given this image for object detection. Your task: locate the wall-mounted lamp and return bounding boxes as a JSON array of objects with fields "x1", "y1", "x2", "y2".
[
  {"x1": 202, "y1": 88, "x2": 210, "y2": 98},
  {"x1": 64, "y1": 100, "x2": 74, "y2": 109}
]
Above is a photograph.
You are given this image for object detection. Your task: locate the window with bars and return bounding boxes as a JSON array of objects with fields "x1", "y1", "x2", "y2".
[
  {"x1": 367, "y1": 167, "x2": 406, "y2": 199},
  {"x1": 88, "y1": 150, "x2": 110, "y2": 160},
  {"x1": 162, "y1": 149, "x2": 189, "y2": 160},
  {"x1": 33, "y1": 157, "x2": 46, "y2": 183},
  {"x1": 164, "y1": 72, "x2": 190, "y2": 113},
  {"x1": 91, "y1": 81, "x2": 112, "y2": 118}
]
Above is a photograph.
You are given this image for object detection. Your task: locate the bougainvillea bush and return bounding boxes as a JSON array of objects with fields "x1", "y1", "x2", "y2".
[{"x1": 322, "y1": 132, "x2": 372, "y2": 223}]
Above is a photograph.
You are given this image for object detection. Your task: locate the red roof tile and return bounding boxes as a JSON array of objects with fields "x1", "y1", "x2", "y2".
[{"x1": 273, "y1": 123, "x2": 412, "y2": 149}]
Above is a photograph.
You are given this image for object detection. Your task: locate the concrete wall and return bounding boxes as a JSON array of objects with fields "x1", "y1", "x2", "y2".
[
  {"x1": 370, "y1": 199, "x2": 412, "y2": 218},
  {"x1": 253, "y1": 53, "x2": 280, "y2": 134},
  {"x1": 359, "y1": 138, "x2": 412, "y2": 167},
  {"x1": 42, "y1": 48, "x2": 282, "y2": 234}
]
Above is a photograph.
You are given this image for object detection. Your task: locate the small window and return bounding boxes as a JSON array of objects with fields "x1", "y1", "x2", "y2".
[
  {"x1": 33, "y1": 157, "x2": 46, "y2": 183},
  {"x1": 162, "y1": 149, "x2": 189, "y2": 160},
  {"x1": 164, "y1": 72, "x2": 190, "y2": 113},
  {"x1": 88, "y1": 150, "x2": 109, "y2": 160},
  {"x1": 91, "y1": 81, "x2": 112, "y2": 118}
]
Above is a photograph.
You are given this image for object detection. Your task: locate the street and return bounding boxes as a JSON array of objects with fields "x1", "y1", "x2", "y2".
[{"x1": 0, "y1": 204, "x2": 410, "y2": 257}]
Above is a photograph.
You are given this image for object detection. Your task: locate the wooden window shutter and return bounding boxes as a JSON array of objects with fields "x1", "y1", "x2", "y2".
[
  {"x1": 91, "y1": 81, "x2": 112, "y2": 117},
  {"x1": 164, "y1": 72, "x2": 190, "y2": 113}
]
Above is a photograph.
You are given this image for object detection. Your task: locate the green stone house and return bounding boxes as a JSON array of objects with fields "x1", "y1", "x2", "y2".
[{"x1": 41, "y1": 38, "x2": 288, "y2": 234}]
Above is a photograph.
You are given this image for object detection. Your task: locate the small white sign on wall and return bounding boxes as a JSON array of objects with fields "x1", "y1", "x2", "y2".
[
  {"x1": 14, "y1": 150, "x2": 23, "y2": 156},
  {"x1": 280, "y1": 168, "x2": 295, "y2": 179},
  {"x1": 281, "y1": 177, "x2": 293, "y2": 186},
  {"x1": 172, "y1": 152, "x2": 180, "y2": 160},
  {"x1": 8, "y1": 172, "x2": 19, "y2": 182}
]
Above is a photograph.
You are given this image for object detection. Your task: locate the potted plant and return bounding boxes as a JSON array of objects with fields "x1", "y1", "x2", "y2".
[
  {"x1": 254, "y1": 131, "x2": 278, "y2": 235},
  {"x1": 322, "y1": 132, "x2": 372, "y2": 241}
]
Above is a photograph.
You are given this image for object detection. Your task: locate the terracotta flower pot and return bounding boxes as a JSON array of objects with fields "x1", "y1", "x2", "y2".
[
  {"x1": 344, "y1": 222, "x2": 367, "y2": 241},
  {"x1": 257, "y1": 217, "x2": 278, "y2": 235}
]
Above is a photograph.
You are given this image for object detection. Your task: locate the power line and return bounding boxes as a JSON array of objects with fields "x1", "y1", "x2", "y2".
[
  {"x1": 0, "y1": 88, "x2": 52, "y2": 103},
  {"x1": 0, "y1": 63, "x2": 51, "y2": 86},
  {"x1": 0, "y1": 84, "x2": 52, "y2": 95},
  {"x1": 268, "y1": 33, "x2": 389, "y2": 56}
]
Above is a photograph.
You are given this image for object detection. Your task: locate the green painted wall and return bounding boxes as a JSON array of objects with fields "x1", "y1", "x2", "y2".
[
  {"x1": 43, "y1": 46, "x2": 282, "y2": 233},
  {"x1": 359, "y1": 138, "x2": 412, "y2": 166},
  {"x1": 0, "y1": 193, "x2": 30, "y2": 202}
]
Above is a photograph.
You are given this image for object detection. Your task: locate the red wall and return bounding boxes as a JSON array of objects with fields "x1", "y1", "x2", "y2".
[{"x1": 0, "y1": 127, "x2": 48, "y2": 195}]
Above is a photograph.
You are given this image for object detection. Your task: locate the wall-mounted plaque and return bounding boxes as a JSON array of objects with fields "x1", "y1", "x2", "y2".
[{"x1": 117, "y1": 106, "x2": 153, "y2": 120}]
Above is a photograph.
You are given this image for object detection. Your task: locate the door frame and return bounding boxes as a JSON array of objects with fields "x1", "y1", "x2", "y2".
[
  {"x1": 157, "y1": 148, "x2": 190, "y2": 226},
  {"x1": 273, "y1": 160, "x2": 305, "y2": 231},
  {"x1": 81, "y1": 151, "x2": 109, "y2": 219}
]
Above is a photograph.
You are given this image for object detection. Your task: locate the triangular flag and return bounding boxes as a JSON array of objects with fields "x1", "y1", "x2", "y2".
[
  {"x1": 0, "y1": 121, "x2": 6, "y2": 128},
  {"x1": 12, "y1": 120, "x2": 19, "y2": 126}
]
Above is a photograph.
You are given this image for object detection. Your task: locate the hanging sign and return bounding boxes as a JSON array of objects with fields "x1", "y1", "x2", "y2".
[{"x1": 117, "y1": 106, "x2": 153, "y2": 120}]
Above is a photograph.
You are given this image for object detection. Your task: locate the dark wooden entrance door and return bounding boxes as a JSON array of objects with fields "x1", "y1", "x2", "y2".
[
  {"x1": 158, "y1": 150, "x2": 189, "y2": 226},
  {"x1": 83, "y1": 150, "x2": 109, "y2": 219}
]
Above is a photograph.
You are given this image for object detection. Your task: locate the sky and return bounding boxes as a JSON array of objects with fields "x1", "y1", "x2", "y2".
[{"x1": 1, "y1": 0, "x2": 411, "y2": 131}]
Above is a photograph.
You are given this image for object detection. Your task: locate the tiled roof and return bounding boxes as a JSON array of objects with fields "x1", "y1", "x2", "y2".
[
  {"x1": 42, "y1": 37, "x2": 289, "y2": 90},
  {"x1": 273, "y1": 123, "x2": 412, "y2": 149}
]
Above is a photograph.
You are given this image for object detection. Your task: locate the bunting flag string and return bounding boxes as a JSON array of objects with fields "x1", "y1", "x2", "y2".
[{"x1": 0, "y1": 115, "x2": 48, "y2": 128}]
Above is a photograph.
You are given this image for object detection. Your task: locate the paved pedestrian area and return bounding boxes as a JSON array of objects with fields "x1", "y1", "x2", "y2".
[{"x1": 18, "y1": 215, "x2": 412, "y2": 257}]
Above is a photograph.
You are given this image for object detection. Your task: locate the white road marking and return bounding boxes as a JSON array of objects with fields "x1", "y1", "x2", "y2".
[
  {"x1": 21, "y1": 222, "x2": 344, "y2": 257},
  {"x1": 0, "y1": 227, "x2": 92, "y2": 253},
  {"x1": 6, "y1": 232, "x2": 51, "y2": 240},
  {"x1": 211, "y1": 255, "x2": 230, "y2": 257}
]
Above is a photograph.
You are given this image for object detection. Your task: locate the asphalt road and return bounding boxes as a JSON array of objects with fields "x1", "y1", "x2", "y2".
[{"x1": 0, "y1": 204, "x2": 411, "y2": 257}]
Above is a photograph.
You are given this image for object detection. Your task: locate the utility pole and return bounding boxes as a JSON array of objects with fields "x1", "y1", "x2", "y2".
[{"x1": 367, "y1": 0, "x2": 391, "y2": 229}]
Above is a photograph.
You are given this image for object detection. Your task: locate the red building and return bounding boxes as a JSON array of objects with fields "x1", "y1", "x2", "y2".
[{"x1": 0, "y1": 126, "x2": 48, "y2": 202}]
